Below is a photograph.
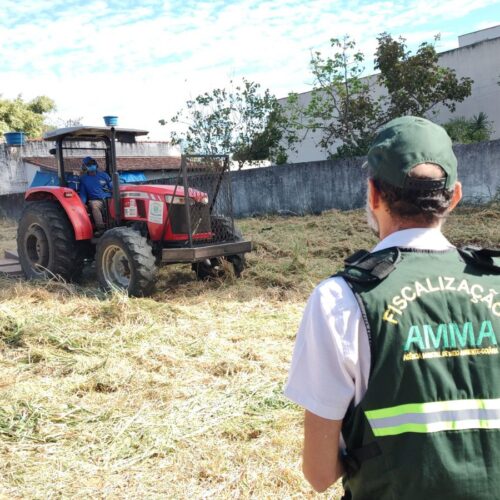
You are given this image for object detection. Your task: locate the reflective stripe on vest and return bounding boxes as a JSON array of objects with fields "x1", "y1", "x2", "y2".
[{"x1": 365, "y1": 398, "x2": 500, "y2": 436}]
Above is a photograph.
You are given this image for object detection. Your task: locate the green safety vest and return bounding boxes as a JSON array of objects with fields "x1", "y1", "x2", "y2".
[{"x1": 337, "y1": 247, "x2": 500, "y2": 500}]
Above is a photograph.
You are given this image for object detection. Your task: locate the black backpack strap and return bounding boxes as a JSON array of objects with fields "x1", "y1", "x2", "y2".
[
  {"x1": 458, "y1": 246, "x2": 500, "y2": 273},
  {"x1": 344, "y1": 249, "x2": 371, "y2": 265},
  {"x1": 336, "y1": 248, "x2": 401, "y2": 283},
  {"x1": 333, "y1": 248, "x2": 401, "y2": 352}
]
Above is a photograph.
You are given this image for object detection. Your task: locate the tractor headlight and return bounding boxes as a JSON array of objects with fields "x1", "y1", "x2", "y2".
[
  {"x1": 165, "y1": 194, "x2": 208, "y2": 205},
  {"x1": 165, "y1": 195, "x2": 185, "y2": 204}
]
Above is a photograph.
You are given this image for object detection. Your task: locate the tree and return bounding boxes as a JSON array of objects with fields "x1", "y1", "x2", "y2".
[
  {"x1": 443, "y1": 112, "x2": 493, "y2": 144},
  {"x1": 375, "y1": 33, "x2": 472, "y2": 119},
  {"x1": 287, "y1": 33, "x2": 473, "y2": 159},
  {"x1": 286, "y1": 36, "x2": 383, "y2": 159},
  {"x1": 0, "y1": 95, "x2": 56, "y2": 138},
  {"x1": 161, "y1": 79, "x2": 292, "y2": 169}
]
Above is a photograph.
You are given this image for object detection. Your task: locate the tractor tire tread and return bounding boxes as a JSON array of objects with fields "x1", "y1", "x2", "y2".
[
  {"x1": 17, "y1": 201, "x2": 84, "y2": 281},
  {"x1": 96, "y1": 227, "x2": 157, "y2": 296}
]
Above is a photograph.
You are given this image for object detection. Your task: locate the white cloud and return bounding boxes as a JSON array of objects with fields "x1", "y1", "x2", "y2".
[{"x1": 1, "y1": 0, "x2": 499, "y2": 138}]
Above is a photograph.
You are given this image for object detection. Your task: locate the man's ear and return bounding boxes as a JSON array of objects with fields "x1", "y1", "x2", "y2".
[
  {"x1": 368, "y1": 178, "x2": 381, "y2": 210},
  {"x1": 448, "y1": 181, "x2": 462, "y2": 211}
]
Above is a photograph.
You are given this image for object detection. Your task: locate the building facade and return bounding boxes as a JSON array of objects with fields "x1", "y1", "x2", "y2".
[{"x1": 282, "y1": 26, "x2": 500, "y2": 163}]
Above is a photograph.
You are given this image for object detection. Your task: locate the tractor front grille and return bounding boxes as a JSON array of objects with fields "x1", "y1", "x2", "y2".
[
  {"x1": 169, "y1": 203, "x2": 211, "y2": 235},
  {"x1": 145, "y1": 155, "x2": 236, "y2": 247}
]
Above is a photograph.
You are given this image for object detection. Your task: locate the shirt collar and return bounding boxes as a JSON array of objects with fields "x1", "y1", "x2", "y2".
[{"x1": 372, "y1": 227, "x2": 455, "y2": 253}]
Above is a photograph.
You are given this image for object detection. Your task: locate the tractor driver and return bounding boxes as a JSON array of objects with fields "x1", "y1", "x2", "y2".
[{"x1": 79, "y1": 156, "x2": 113, "y2": 234}]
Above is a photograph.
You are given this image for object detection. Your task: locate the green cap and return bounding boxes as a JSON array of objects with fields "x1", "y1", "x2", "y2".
[{"x1": 367, "y1": 116, "x2": 457, "y2": 190}]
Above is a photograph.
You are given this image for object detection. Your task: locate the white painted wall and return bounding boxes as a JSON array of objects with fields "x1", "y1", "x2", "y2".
[
  {"x1": 459, "y1": 25, "x2": 500, "y2": 47},
  {"x1": 0, "y1": 147, "x2": 28, "y2": 196},
  {"x1": 432, "y1": 37, "x2": 500, "y2": 134}
]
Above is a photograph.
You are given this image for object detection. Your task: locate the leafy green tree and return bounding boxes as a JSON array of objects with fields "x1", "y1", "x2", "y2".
[
  {"x1": 286, "y1": 36, "x2": 383, "y2": 159},
  {"x1": 287, "y1": 33, "x2": 473, "y2": 159},
  {"x1": 161, "y1": 79, "x2": 292, "y2": 169},
  {"x1": 443, "y1": 112, "x2": 493, "y2": 144},
  {"x1": 375, "y1": 33, "x2": 472, "y2": 119},
  {"x1": 233, "y1": 107, "x2": 294, "y2": 165},
  {"x1": 0, "y1": 95, "x2": 56, "y2": 138}
]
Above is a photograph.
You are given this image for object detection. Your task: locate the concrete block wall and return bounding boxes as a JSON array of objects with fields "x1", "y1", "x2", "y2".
[
  {"x1": 0, "y1": 147, "x2": 27, "y2": 196},
  {"x1": 453, "y1": 141, "x2": 500, "y2": 202},
  {"x1": 231, "y1": 157, "x2": 366, "y2": 217},
  {"x1": 231, "y1": 139, "x2": 500, "y2": 217},
  {"x1": 1, "y1": 138, "x2": 499, "y2": 221}
]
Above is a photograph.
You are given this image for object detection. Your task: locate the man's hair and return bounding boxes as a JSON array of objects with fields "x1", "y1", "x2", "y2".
[{"x1": 371, "y1": 165, "x2": 454, "y2": 224}]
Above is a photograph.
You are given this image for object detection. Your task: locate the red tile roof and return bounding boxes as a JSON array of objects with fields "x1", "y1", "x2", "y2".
[{"x1": 24, "y1": 156, "x2": 182, "y2": 172}]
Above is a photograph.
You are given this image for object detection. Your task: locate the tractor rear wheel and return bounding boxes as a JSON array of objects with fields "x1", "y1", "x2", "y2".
[
  {"x1": 96, "y1": 227, "x2": 157, "y2": 296},
  {"x1": 17, "y1": 201, "x2": 84, "y2": 281}
]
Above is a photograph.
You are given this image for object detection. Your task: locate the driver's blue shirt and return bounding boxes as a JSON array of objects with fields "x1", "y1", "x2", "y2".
[{"x1": 79, "y1": 172, "x2": 112, "y2": 203}]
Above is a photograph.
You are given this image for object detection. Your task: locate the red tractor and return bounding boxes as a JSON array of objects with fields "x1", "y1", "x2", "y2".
[{"x1": 17, "y1": 126, "x2": 251, "y2": 296}]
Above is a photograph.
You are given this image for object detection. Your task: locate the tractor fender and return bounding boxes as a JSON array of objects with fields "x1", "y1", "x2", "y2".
[{"x1": 25, "y1": 187, "x2": 94, "y2": 240}]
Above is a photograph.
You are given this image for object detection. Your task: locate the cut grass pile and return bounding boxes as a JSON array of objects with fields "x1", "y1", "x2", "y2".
[{"x1": 0, "y1": 205, "x2": 499, "y2": 498}]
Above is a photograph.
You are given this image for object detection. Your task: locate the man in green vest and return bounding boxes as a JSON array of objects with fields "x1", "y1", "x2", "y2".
[{"x1": 285, "y1": 116, "x2": 500, "y2": 499}]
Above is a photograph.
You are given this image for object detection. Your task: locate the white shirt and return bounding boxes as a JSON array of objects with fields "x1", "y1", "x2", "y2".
[{"x1": 284, "y1": 228, "x2": 455, "y2": 420}]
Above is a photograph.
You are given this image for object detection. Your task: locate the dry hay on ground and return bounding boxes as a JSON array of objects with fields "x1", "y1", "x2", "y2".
[{"x1": 0, "y1": 206, "x2": 498, "y2": 498}]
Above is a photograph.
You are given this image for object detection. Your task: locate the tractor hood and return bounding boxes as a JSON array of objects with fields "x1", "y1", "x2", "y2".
[{"x1": 119, "y1": 184, "x2": 208, "y2": 203}]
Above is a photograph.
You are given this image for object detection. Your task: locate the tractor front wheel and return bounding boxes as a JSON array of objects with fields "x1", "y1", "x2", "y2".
[
  {"x1": 192, "y1": 255, "x2": 245, "y2": 280},
  {"x1": 226, "y1": 254, "x2": 245, "y2": 277},
  {"x1": 192, "y1": 217, "x2": 246, "y2": 280},
  {"x1": 192, "y1": 258, "x2": 225, "y2": 280},
  {"x1": 96, "y1": 227, "x2": 157, "y2": 296},
  {"x1": 17, "y1": 201, "x2": 84, "y2": 281}
]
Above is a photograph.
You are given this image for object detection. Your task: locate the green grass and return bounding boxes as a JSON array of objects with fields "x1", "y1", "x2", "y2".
[{"x1": 0, "y1": 206, "x2": 499, "y2": 498}]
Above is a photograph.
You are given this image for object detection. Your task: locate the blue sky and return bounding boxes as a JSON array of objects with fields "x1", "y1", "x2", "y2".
[{"x1": 1, "y1": 0, "x2": 500, "y2": 139}]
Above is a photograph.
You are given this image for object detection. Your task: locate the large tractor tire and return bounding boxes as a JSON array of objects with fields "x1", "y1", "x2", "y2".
[
  {"x1": 96, "y1": 227, "x2": 157, "y2": 297},
  {"x1": 192, "y1": 216, "x2": 246, "y2": 279},
  {"x1": 17, "y1": 201, "x2": 84, "y2": 281}
]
